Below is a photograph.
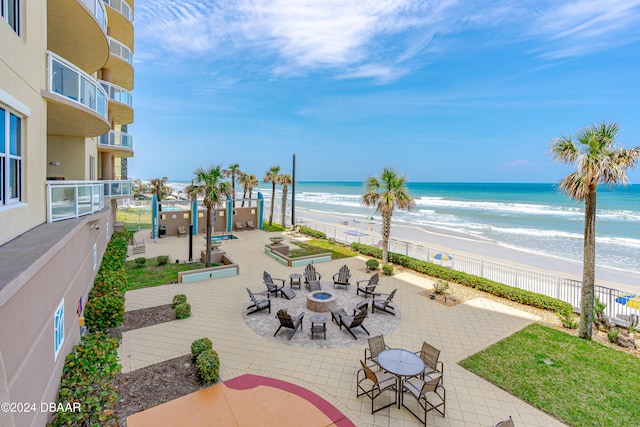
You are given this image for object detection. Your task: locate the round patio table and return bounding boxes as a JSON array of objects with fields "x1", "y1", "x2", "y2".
[{"x1": 377, "y1": 349, "x2": 425, "y2": 408}]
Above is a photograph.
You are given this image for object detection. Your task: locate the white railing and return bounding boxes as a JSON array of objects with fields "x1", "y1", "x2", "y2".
[
  {"x1": 80, "y1": 0, "x2": 108, "y2": 33},
  {"x1": 99, "y1": 80, "x2": 133, "y2": 107},
  {"x1": 296, "y1": 218, "x2": 640, "y2": 325},
  {"x1": 47, "y1": 181, "x2": 104, "y2": 222},
  {"x1": 103, "y1": 180, "x2": 133, "y2": 197},
  {"x1": 107, "y1": 36, "x2": 133, "y2": 64},
  {"x1": 99, "y1": 131, "x2": 133, "y2": 150},
  {"x1": 47, "y1": 52, "x2": 108, "y2": 119},
  {"x1": 103, "y1": 0, "x2": 133, "y2": 22}
]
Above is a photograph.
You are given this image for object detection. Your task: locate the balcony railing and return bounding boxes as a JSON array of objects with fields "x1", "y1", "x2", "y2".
[
  {"x1": 47, "y1": 181, "x2": 104, "y2": 223},
  {"x1": 47, "y1": 52, "x2": 108, "y2": 119},
  {"x1": 108, "y1": 36, "x2": 133, "y2": 64},
  {"x1": 103, "y1": 0, "x2": 133, "y2": 22},
  {"x1": 80, "y1": 0, "x2": 108, "y2": 33},
  {"x1": 99, "y1": 131, "x2": 133, "y2": 150},
  {"x1": 99, "y1": 80, "x2": 133, "y2": 107},
  {"x1": 103, "y1": 180, "x2": 133, "y2": 197}
]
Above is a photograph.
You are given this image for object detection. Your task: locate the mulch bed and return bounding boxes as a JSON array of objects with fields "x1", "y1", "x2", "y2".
[
  {"x1": 420, "y1": 290, "x2": 463, "y2": 307},
  {"x1": 111, "y1": 305, "x2": 204, "y2": 426}
]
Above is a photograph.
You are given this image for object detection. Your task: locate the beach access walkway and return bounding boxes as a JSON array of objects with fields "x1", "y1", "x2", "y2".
[{"x1": 121, "y1": 230, "x2": 566, "y2": 427}]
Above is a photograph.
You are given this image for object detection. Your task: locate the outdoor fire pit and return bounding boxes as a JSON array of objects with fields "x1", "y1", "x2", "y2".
[{"x1": 306, "y1": 291, "x2": 337, "y2": 312}]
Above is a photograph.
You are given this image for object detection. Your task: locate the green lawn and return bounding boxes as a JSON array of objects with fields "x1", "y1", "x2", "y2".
[
  {"x1": 459, "y1": 323, "x2": 640, "y2": 426},
  {"x1": 289, "y1": 240, "x2": 357, "y2": 260},
  {"x1": 125, "y1": 259, "x2": 208, "y2": 291}
]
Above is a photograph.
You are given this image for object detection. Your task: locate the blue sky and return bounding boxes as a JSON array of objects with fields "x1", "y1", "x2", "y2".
[{"x1": 130, "y1": 0, "x2": 640, "y2": 183}]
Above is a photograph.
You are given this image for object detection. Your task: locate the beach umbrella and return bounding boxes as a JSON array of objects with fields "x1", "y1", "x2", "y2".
[
  {"x1": 615, "y1": 294, "x2": 640, "y2": 309},
  {"x1": 366, "y1": 216, "x2": 375, "y2": 222},
  {"x1": 433, "y1": 253, "x2": 452, "y2": 261}
]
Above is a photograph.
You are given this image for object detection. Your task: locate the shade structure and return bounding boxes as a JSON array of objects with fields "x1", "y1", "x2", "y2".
[
  {"x1": 615, "y1": 294, "x2": 640, "y2": 309},
  {"x1": 433, "y1": 252, "x2": 452, "y2": 261}
]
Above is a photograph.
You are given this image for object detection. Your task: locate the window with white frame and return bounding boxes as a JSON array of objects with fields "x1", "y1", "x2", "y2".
[
  {"x1": 1, "y1": 0, "x2": 20, "y2": 35},
  {"x1": 0, "y1": 106, "x2": 23, "y2": 206},
  {"x1": 54, "y1": 299, "x2": 65, "y2": 361}
]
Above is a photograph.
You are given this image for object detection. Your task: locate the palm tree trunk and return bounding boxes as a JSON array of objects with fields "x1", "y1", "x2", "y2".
[
  {"x1": 381, "y1": 210, "x2": 391, "y2": 264},
  {"x1": 205, "y1": 207, "x2": 212, "y2": 267},
  {"x1": 579, "y1": 189, "x2": 597, "y2": 339},
  {"x1": 248, "y1": 189, "x2": 253, "y2": 208},
  {"x1": 281, "y1": 185, "x2": 288, "y2": 229},
  {"x1": 241, "y1": 189, "x2": 247, "y2": 207},
  {"x1": 269, "y1": 183, "x2": 276, "y2": 225}
]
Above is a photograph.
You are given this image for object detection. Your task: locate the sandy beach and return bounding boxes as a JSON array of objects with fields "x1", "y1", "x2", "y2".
[{"x1": 296, "y1": 208, "x2": 640, "y2": 294}]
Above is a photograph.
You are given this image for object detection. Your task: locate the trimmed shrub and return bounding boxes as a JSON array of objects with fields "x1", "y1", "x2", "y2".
[
  {"x1": 365, "y1": 259, "x2": 379, "y2": 271},
  {"x1": 157, "y1": 255, "x2": 169, "y2": 266},
  {"x1": 135, "y1": 257, "x2": 147, "y2": 267},
  {"x1": 48, "y1": 332, "x2": 120, "y2": 426},
  {"x1": 196, "y1": 349, "x2": 220, "y2": 384},
  {"x1": 172, "y1": 294, "x2": 187, "y2": 308},
  {"x1": 350, "y1": 242, "x2": 571, "y2": 313},
  {"x1": 84, "y1": 295, "x2": 125, "y2": 332},
  {"x1": 175, "y1": 302, "x2": 191, "y2": 319},
  {"x1": 382, "y1": 264, "x2": 394, "y2": 276},
  {"x1": 191, "y1": 337, "x2": 213, "y2": 360},
  {"x1": 298, "y1": 226, "x2": 326, "y2": 239}
]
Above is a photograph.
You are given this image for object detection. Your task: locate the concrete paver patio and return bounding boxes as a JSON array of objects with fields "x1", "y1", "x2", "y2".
[{"x1": 121, "y1": 230, "x2": 567, "y2": 426}]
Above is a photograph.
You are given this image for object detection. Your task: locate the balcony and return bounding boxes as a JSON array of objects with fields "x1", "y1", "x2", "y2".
[
  {"x1": 99, "y1": 80, "x2": 133, "y2": 124},
  {"x1": 43, "y1": 52, "x2": 110, "y2": 137},
  {"x1": 103, "y1": 0, "x2": 134, "y2": 49},
  {"x1": 47, "y1": 181, "x2": 104, "y2": 223},
  {"x1": 99, "y1": 131, "x2": 134, "y2": 157},
  {"x1": 104, "y1": 37, "x2": 134, "y2": 90},
  {"x1": 47, "y1": 0, "x2": 109, "y2": 73},
  {"x1": 103, "y1": 180, "x2": 133, "y2": 198}
]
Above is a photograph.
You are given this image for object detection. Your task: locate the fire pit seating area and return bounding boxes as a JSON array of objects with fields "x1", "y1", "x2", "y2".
[{"x1": 242, "y1": 266, "x2": 402, "y2": 348}]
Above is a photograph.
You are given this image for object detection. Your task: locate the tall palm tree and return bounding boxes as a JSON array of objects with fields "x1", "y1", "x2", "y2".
[
  {"x1": 239, "y1": 173, "x2": 249, "y2": 207},
  {"x1": 246, "y1": 174, "x2": 259, "y2": 208},
  {"x1": 362, "y1": 168, "x2": 415, "y2": 264},
  {"x1": 277, "y1": 174, "x2": 292, "y2": 229},
  {"x1": 150, "y1": 176, "x2": 168, "y2": 211},
  {"x1": 224, "y1": 163, "x2": 242, "y2": 208},
  {"x1": 263, "y1": 166, "x2": 280, "y2": 226},
  {"x1": 550, "y1": 122, "x2": 640, "y2": 339},
  {"x1": 187, "y1": 165, "x2": 232, "y2": 267}
]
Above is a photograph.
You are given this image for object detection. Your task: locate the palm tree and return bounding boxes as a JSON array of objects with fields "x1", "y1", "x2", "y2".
[
  {"x1": 239, "y1": 173, "x2": 249, "y2": 207},
  {"x1": 224, "y1": 163, "x2": 242, "y2": 208},
  {"x1": 187, "y1": 165, "x2": 232, "y2": 267},
  {"x1": 277, "y1": 174, "x2": 292, "y2": 229},
  {"x1": 150, "y1": 176, "x2": 168, "y2": 211},
  {"x1": 550, "y1": 122, "x2": 640, "y2": 339},
  {"x1": 263, "y1": 166, "x2": 280, "y2": 226},
  {"x1": 246, "y1": 174, "x2": 259, "y2": 208},
  {"x1": 362, "y1": 168, "x2": 415, "y2": 264}
]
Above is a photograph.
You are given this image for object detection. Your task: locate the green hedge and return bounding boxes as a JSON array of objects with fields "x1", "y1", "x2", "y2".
[
  {"x1": 48, "y1": 333, "x2": 121, "y2": 426},
  {"x1": 350, "y1": 242, "x2": 571, "y2": 313},
  {"x1": 196, "y1": 349, "x2": 220, "y2": 384},
  {"x1": 298, "y1": 226, "x2": 326, "y2": 239}
]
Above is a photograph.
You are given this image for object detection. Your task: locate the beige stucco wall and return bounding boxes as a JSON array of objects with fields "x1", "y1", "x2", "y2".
[
  {"x1": 46, "y1": 135, "x2": 87, "y2": 180},
  {"x1": 0, "y1": 2, "x2": 48, "y2": 247}
]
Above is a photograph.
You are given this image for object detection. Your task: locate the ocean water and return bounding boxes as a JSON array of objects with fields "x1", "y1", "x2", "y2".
[{"x1": 287, "y1": 182, "x2": 640, "y2": 274}]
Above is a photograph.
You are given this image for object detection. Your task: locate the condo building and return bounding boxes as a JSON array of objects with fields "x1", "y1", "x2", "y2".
[{"x1": 0, "y1": 1, "x2": 134, "y2": 426}]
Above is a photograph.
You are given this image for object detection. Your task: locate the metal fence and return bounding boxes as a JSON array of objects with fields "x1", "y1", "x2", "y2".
[{"x1": 295, "y1": 218, "x2": 639, "y2": 324}]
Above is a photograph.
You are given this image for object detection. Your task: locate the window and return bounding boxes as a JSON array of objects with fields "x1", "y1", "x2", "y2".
[
  {"x1": 0, "y1": 106, "x2": 22, "y2": 206},
  {"x1": 1, "y1": 0, "x2": 20, "y2": 35},
  {"x1": 54, "y1": 299, "x2": 65, "y2": 361}
]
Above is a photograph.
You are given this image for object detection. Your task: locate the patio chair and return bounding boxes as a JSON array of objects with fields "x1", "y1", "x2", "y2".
[
  {"x1": 356, "y1": 360, "x2": 397, "y2": 413},
  {"x1": 332, "y1": 265, "x2": 351, "y2": 289},
  {"x1": 304, "y1": 264, "x2": 322, "y2": 289},
  {"x1": 416, "y1": 341, "x2": 444, "y2": 383},
  {"x1": 307, "y1": 281, "x2": 321, "y2": 292},
  {"x1": 331, "y1": 299, "x2": 369, "y2": 325},
  {"x1": 402, "y1": 372, "x2": 446, "y2": 426},
  {"x1": 364, "y1": 335, "x2": 390, "y2": 369},
  {"x1": 246, "y1": 220, "x2": 255, "y2": 230},
  {"x1": 177, "y1": 225, "x2": 187, "y2": 238},
  {"x1": 273, "y1": 309, "x2": 304, "y2": 340},
  {"x1": 356, "y1": 273, "x2": 380, "y2": 298},
  {"x1": 245, "y1": 288, "x2": 271, "y2": 315},
  {"x1": 263, "y1": 271, "x2": 285, "y2": 298},
  {"x1": 132, "y1": 231, "x2": 146, "y2": 254},
  {"x1": 371, "y1": 289, "x2": 397, "y2": 315},
  {"x1": 495, "y1": 416, "x2": 515, "y2": 427},
  {"x1": 338, "y1": 307, "x2": 370, "y2": 340},
  {"x1": 235, "y1": 221, "x2": 244, "y2": 231}
]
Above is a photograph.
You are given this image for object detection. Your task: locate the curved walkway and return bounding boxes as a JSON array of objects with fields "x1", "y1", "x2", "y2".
[{"x1": 120, "y1": 231, "x2": 567, "y2": 426}]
